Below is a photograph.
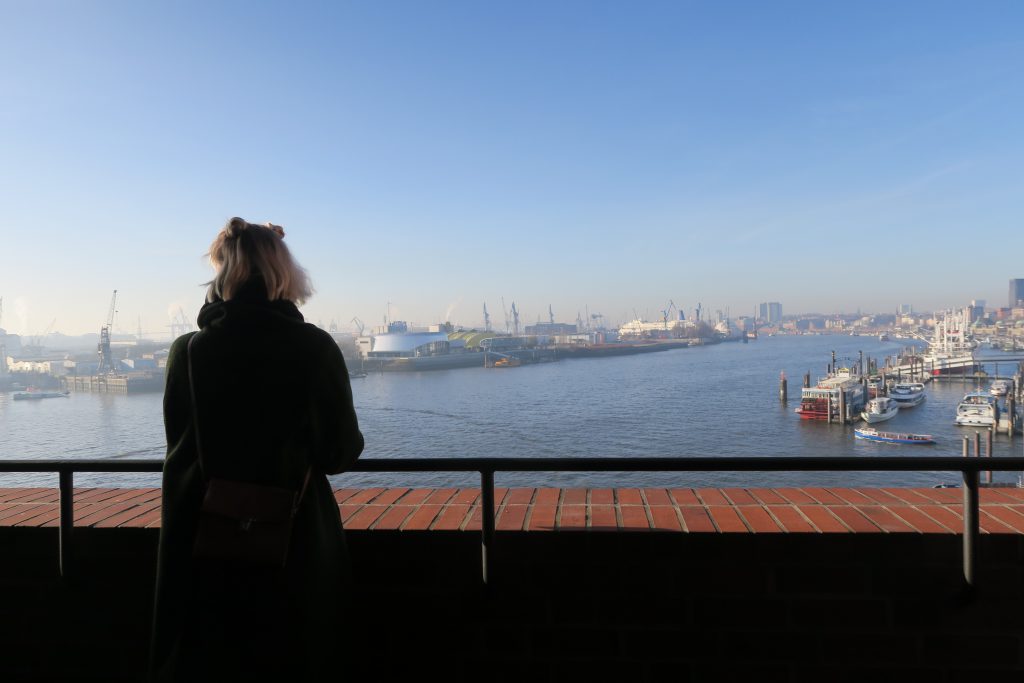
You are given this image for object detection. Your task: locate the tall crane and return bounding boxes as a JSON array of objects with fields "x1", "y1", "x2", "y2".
[
  {"x1": 511, "y1": 302, "x2": 520, "y2": 336},
  {"x1": 351, "y1": 317, "x2": 366, "y2": 335},
  {"x1": 97, "y1": 290, "x2": 118, "y2": 374},
  {"x1": 483, "y1": 303, "x2": 491, "y2": 332},
  {"x1": 548, "y1": 304, "x2": 555, "y2": 324},
  {"x1": 501, "y1": 297, "x2": 510, "y2": 334},
  {"x1": 661, "y1": 300, "x2": 677, "y2": 329}
]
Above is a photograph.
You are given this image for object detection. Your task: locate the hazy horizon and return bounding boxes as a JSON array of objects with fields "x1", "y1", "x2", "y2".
[{"x1": 3, "y1": 2, "x2": 1023, "y2": 336}]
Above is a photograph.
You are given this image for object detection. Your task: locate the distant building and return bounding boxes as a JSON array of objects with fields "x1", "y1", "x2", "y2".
[
  {"x1": 524, "y1": 322, "x2": 578, "y2": 336},
  {"x1": 1010, "y1": 279, "x2": 1024, "y2": 308},
  {"x1": 759, "y1": 302, "x2": 783, "y2": 323},
  {"x1": 898, "y1": 304, "x2": 913, "y2": 315}
]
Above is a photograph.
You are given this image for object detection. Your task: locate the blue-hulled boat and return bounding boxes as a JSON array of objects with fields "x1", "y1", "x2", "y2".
[{"x1": 854, "y1": 427, "x2": 934, "y2": 445}]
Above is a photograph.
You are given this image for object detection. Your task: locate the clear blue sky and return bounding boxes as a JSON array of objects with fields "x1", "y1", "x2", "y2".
[{"x1": 2, "y1": 1, "x2": 1022, "y2": 337}]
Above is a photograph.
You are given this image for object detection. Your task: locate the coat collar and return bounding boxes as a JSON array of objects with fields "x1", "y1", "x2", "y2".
[{"x1": 197, "y1": 277, "x2": 304, "y2": 330}]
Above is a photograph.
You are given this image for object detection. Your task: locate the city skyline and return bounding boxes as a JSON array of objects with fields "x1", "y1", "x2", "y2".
[{"x1": 3, "y1": 2, "x2": 1023, "y2": 335}]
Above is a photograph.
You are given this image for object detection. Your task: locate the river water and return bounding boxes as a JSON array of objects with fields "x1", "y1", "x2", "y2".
[{"x1": 2, "y1": 335, "x2": 1021, "y2": 490}]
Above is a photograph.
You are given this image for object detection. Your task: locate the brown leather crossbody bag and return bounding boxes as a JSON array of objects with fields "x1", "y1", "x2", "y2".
[{"x1": 187, "y1": 333, "x2": 311, "y2": 567}]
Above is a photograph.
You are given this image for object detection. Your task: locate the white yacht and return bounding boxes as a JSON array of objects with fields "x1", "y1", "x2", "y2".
[
  {"x1": 955, "y1": 392, "x2": 998, "y2": 427},
  {"x1": 889, "y1": 382, "x2": 926, "y2": 407},
  {"x1": 861, "y1": 397, "x2": 899, "y2": 424},
  {"x1": 990, "y1": 380, "x2": 1010, "y2": 397}
]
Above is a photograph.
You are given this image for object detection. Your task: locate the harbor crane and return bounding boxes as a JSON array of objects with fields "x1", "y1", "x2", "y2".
[
  {"x1": 511, "y1": 302, "x2": 521, "y2": 336},
  {"x1": 483, "y1": 303, "x2": 491, "y2": 332},
  {"x1": 501, "y1": 297, "x2": 510, "y2": 334},
  {"x1": 97, "y1": 290, "x2": 118, "y2": 374},
  {"x1": 351, "y1": 317, "x2": 366, "y2": 335},
  {"x1": 548, "y1": 305, "x2": 555, "y2": 324},
  {"x1": 661, "y1": 300, "x2": 677, "y2": 329}
]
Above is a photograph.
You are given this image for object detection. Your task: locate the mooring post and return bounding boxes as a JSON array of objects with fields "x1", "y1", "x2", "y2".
[
  {"x1": 962, "y1": 435, "x2": 969, "y2": 459},
  {"x1": 779, "y1": 372, "x2": 787, "y2": 403},
  {"x1": 974, "y1": 431, "x2": 981, "y2": 459},
  {"x1": 986, "y1": 428, "x2": 994, "y2": 484}
]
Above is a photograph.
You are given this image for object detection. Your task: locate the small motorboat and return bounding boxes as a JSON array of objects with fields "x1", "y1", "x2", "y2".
[
  {"x1": 990, "y1": 380, "x2": 1010, "y2": 397},
  {"x1": 955, "y1": 392, "x2": 997, "y2": 427},
  {"x1": 861, "y1": 397, "x2": 899, "y2": 424},
  {"x1": 855, "y1": 428, "x2": 935, "y2": 445},
  {"x1": 889, "y1": 382, "x2": 926, "y2": 407}
]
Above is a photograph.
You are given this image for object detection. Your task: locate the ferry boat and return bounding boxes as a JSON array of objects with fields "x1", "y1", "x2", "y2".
[
  {"x1": 12, "y1": 389, "x2": 69, "y2": 401},
  {"x1": 990, "y1": 380, "x2": 1010, "y2": 397},
  {"x1": 854, "y1": 428, "x2": 935, "y2": 445},
  {"x1": 955, "y1": 392, "x2": 998, "y2": 427},
  {"x1": 888, "y1": 382, "x2": 926, "y2": 407},
  {"x1": 795, "y1": 368, "x2": 866, "y2": 421},
  {"x1": 860, "y1": 397, "x2": 899, "y2": 424}
]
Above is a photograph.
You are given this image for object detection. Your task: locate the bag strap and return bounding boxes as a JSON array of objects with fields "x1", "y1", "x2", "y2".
[{"x1": 186, "y1": 332, "x2": 313, "y2": 510}]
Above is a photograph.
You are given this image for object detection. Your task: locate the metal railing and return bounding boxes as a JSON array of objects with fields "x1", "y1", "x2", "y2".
[{"x1": 2, "y1": 456, "x2": 1023, "y2": 589}]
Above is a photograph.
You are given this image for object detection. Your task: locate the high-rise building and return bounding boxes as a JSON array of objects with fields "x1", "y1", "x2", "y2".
[
  {"x1": 898, "y1": 304, "x2": 913, "y2": 315},
  {"x1": 1010, "y1": 279, "x2": 1024, "y2": 308},
  {"x1": 759, "y1": 302, "x2": 783, "y2": 323}
]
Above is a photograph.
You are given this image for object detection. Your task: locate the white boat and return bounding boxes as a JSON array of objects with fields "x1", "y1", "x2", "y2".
[
  {"x1": 861, "y1": 397, "x2": 899, "y2": 424},
  {"x1": 855, "y1": 428, "x2": 935, "y2": 445},
  {"x1": 990, "y1": 380, "x2": 1010, "y2": 397},
  {"x1": 888, "y1": 382, "x2": 926, "y2": 407},
  {"x1": 893, "y1": 310, "x2": 977, "y2": 376},
  {"x1": 955, "y1": 392, "x2": 998, "y2": 427}
]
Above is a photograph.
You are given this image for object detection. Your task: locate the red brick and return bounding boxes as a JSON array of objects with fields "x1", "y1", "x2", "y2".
[
  {"x1": 767, "y1": 505, "x2": 816, "y2": 533},
  {"x1": 980, "y1": 489, "x2": 1020, "y2": 504},
  {"x1": 619, "y1": 506, "x2": 650, "y2": 531},
  {"x1": 534, "y1": 489, "x2": 560, "y2": 505},
  {"x1": 394, "y1": 488, "x2": 433, "y2": 506},
  {"x1": 880, "y1": 488, "x2": 935, "y2": 504},
  {"x1": 828, "y1": 489, "x2": 875, "y2": 505},
  {"x1": 26, "y1": 508, "x2": 62, "y2": 527},
  {"x1": 496, "y1": 504, "x2": 528, "y2": 531},
  {"x1": 1, "y1": 505, "x2": 53, "y2": 526},
  {"x1": 697, "y1": 489, "x2": 729, "y2": 505},
  {"x1": 643, "y1": 488, "x2": 672, "y2": 506},
  {"x1": 669, "y1": 489, "x2": 700, "y2": 505},
  {"x1": 991, "y1": 488, "x2": 1024, "y2": 502},
  {"x1": 558, "y1": 505, "x2": 587, "y2": 530},
  {"x1": 722, "y1": 488, "x2": 758, "y2": 505},
  {"x1": 369, "y1": 488, "x2": 410, "y2": 506},
  {"x1": 919, "y1": 505, "x2": 963, "y2": 533},
  {"x1": 0, "y1": 488, "x2": 49, "y2": 503},
  {"x1": 401, "y1": 504, "x2": 443, "y2": 530},
  {"x1": 344, "y1": 505, "x2": 388, "y2": 530},
  {"x1": 339, "y1": 504, "x2": 362, "y2": 523},
  {"x1": 505, "y1": 488, "x2": 535, "y2": 505},
  {"x1": 649, "y1": 506, "x2": 682, "y2": 531},
  {"x1": 528, "y1": 504, "x2": 557, "y2": 531},
  {"x1": 450, "y1": 488, "x2": 480, "y2": 505},
  {"x1": 424, "y1": 488, "x2": 458, "y2": 504},
  {"x1": 333, "y1": 488, "x2": 361, "y2": 503},
  {"x1": 94, "y1": 503, "x2": 161, "y2": 529},
  {"x1": 829, "y1": 506, "x2": 882, "y2": 533},
  {"x1": 76, "y1": 502, "x2": 138, "y2": 527},
  {"x1": 750, "y1": 488, "x2": 788, "y2": 505},
  {"x1": 887, "y1": 505, "x2": 954, "y2": 534},
  {"x1": 983, "y1": 506, "x2": 1024, "y2": 534},
  {"x1": 777, "y1": 488, "x2": 818, "y2": 505},
  {"x1": 589, "y1": 505, "x2": 617, "y2": 530},
  {"x1": 856, "y1": 489, "x2": 905, "y2": 505},
  {"x1": 799, "y1": 506, "x2": 851, "y2": 533},
  {"x1": 920, "y1": 488, "x2": 961, "y2": 504},
  {"x1": 856, "y1": 506, "x2": 917, "y2": 533},
  {"x1": 617, "y1": 489, "x2": 644, "y2": 505},
  {"x1": 432, "y1": 504, "x2": 472, "y2": 531},
  {"x1": 590, "y1": 489, "x2": 615, "y2": 505},
  {"x1": 136, "y1": 508, "x2": 164, "y2": 528},
  {"x1": 738, "y1": 506, "x2": 783, "y2": 533},
  {"x1": 76, "y1": 488, "x2": 121, "y2": 503},
  {"x1": 707, "y1": 505, "x2": 749, "y2": 533},
  {"x1": 979, "y1": 510, "x2": 1018, "y2": 534},
  {"x1": 679, "y1": 506, "x2": 716, "y2": 533},
  {"x1": 563, "y1": 488, "x2": 587, "y2": 505},
  {"x1": 340, "y1": 487, "x2": 383, "y2": 505},
  {"x1": 372, "y1": 505, "x2": 415, "y2": 530},
  {"x1": 802, "y1": 488, "x2": 846, "y2": 505}
]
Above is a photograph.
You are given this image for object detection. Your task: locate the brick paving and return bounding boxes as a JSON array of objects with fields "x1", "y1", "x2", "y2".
[{"x1": 2, "y1": 486, "x2": 1024, "y2": 533}]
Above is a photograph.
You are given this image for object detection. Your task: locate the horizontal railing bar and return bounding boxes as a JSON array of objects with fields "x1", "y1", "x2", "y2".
[{"x1": 0, "y1": 456, "x2": 1023, "y2": 474}]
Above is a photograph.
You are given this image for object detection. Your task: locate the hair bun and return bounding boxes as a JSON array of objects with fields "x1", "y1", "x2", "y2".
[{"x1": 226, "y1": 217, "x2": 249, "y2": 238}]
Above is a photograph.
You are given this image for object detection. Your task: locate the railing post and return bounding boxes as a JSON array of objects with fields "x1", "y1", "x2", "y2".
[
  {"x1": 59, "y1": 469, "x2": 74, "y2": 579},
  {"x1": 962, "y1": 467, "x2": 979, "y2": 590},
  {"x1": 480, "y1": 469, "x2": 496, "y2": 588}
]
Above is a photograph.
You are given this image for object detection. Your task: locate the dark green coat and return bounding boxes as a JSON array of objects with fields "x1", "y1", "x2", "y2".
[{"x1": 151, "y1": 285, "x2": 363, "y2": 682}]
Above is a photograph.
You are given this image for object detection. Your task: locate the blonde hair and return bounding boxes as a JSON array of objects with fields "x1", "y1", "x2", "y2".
[{"x1": 206, "y1": 217, "x2": 313, "y2": 305}]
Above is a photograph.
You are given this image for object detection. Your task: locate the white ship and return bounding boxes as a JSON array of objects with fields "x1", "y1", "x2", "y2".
[
  {"x1": 861, "y1": 397, "x2": 899, "y2": 424},
  {"x1": 888, "y1": 382, "x2": 926, "y2": 407},
  {"x1": 895, "y1": 310, "x2": 978, "y2": 376}
]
